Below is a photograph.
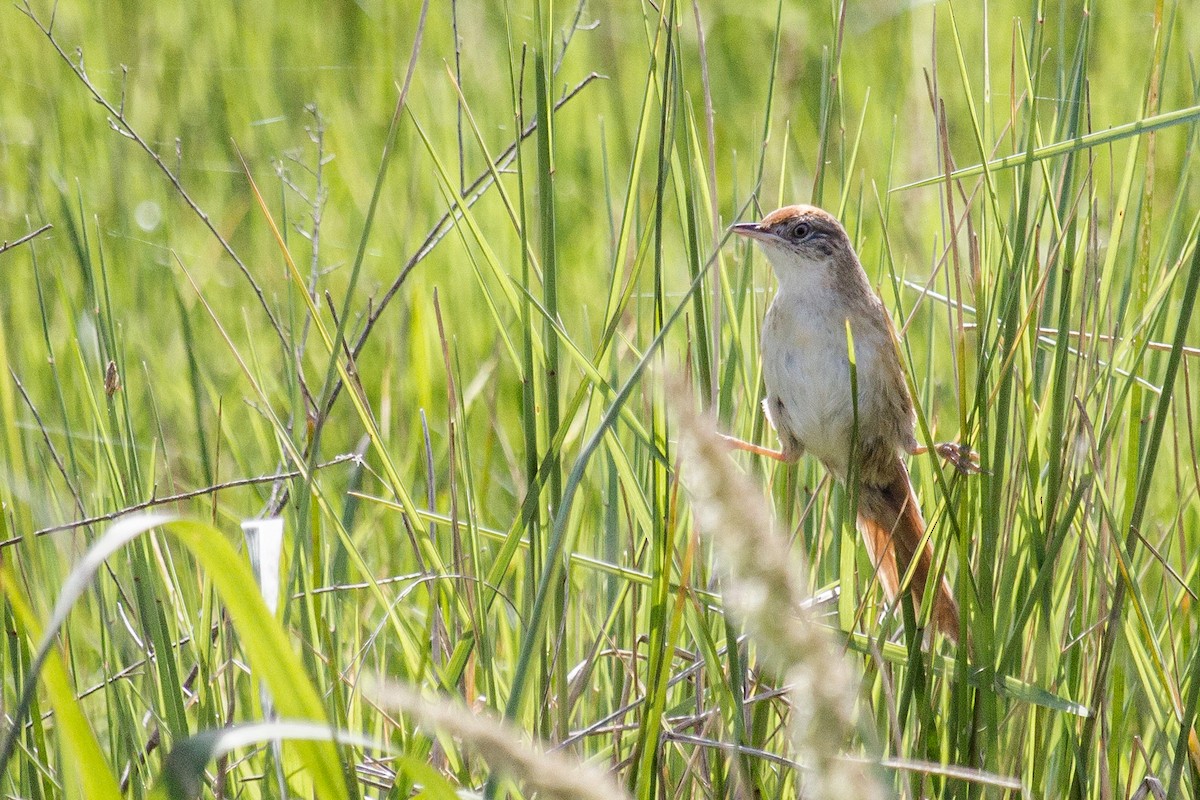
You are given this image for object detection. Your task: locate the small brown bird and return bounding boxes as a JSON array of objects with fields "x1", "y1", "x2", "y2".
[{"x1": 729, "y1": 204, "x2": 960, "y2": 642}]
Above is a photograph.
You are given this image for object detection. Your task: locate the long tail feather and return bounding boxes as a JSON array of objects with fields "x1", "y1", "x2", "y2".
[{"x1": 855, "y1": 458, "x2": 959, "y2": 642}]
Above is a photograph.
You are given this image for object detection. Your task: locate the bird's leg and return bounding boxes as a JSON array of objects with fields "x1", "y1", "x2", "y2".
[
  {"x1": 718, "y1": 433, "x2": 789, "y2": 462},
  {"x1": 913, "y1": 441, "x2": 986, "y2": 475}
]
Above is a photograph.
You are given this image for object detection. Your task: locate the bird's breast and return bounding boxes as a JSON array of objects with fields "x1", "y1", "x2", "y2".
[{"x1": 761, "y1": 290, "x2": 895, "y2": 473}]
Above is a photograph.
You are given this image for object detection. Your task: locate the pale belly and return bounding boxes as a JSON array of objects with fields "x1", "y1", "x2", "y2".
[{"x1": 761, "y1": 297, "x2": 887, "y2": 475}]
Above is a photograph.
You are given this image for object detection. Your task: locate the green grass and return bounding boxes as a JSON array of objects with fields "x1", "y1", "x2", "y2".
[{"x1": 3, "y1": 0, "x2": 1200, "y2": 797}]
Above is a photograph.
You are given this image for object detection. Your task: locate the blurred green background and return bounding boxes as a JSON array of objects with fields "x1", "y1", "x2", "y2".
[{"x1": 3, "y1": 0, "x2": 1200, "y2": 797}]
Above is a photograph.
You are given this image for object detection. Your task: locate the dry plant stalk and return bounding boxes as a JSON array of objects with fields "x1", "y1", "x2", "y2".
[
  {"x1": 672, "y1": 387, "x2": 884, "y2": 800},
  {"x1": 368, "y1": 679, "x2": 630, "y2": 800}
]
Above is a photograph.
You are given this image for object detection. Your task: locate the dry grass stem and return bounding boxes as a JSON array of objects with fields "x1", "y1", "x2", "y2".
[
  {"x1": 367, "y1": 679, "x2": 630, "y2": 800},
  {"x1": 672, "y1": 385, "x2": 883, "y2": 800}
]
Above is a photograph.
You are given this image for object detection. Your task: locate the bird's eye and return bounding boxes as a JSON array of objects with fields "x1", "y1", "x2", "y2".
[{"x1": 793, "y1": 222, "x2": 811, "y2": 241}]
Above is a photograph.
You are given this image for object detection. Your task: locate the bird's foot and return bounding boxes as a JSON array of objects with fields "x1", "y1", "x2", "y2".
[{"x1": 914, "y1": 441, "x2": 986, "y2": 475}]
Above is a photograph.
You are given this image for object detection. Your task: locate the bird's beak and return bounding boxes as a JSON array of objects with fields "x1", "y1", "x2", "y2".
[{"x1": 730, "y1": 221, "x2": 770, "y2": 241}]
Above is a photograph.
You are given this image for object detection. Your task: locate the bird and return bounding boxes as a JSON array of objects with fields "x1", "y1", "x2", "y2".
[{"x1": 727, "y1": 203, "x2": 961, "y2": 643}]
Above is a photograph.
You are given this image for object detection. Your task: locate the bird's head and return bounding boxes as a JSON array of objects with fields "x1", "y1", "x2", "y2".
[{"x1": 730, "y1": 204, "x2": 851, "y2": 263}]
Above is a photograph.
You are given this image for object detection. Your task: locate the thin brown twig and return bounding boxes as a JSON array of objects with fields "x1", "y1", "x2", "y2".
[
  {"x1": 0, "y1": 224, "x2": 53, "y2": 256},
  {"x1": 0, "y1": 453, "x2": 360, "y2": 548}
]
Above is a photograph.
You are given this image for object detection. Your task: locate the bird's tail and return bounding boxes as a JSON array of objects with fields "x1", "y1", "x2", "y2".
[{"x1": 855, "y1": 458, "x2": 959, "y2": 642}]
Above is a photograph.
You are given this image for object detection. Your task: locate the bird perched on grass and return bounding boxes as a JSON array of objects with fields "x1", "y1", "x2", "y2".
[{"x1": 727, "y1": 204, "x2": 962, "y2": 643}]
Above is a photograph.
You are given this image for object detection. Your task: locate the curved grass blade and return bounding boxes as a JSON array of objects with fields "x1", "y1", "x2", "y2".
[
  {"x1": 149, "y1": 722, "x2": 458, "y2": 800},
  {"x1": 0, "y1": 564, "x2": 123, "y2": 799},
  {"x1": 0, "y1": 513, "x2": 347, "y2": 798}
]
